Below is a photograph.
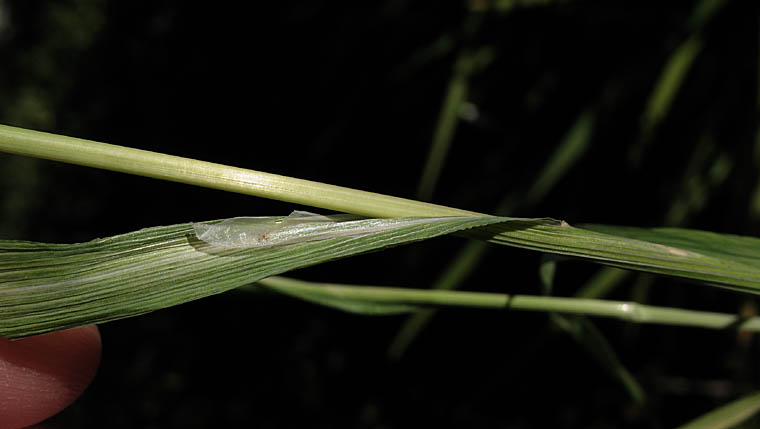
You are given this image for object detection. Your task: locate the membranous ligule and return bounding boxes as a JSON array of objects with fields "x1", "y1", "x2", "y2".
[{"x1": 193, "y1": 210, "x2": 465, "y2": 249}]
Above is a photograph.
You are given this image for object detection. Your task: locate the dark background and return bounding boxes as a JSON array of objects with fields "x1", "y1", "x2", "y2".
[{"x1": 0, "y1": 1, "x2": 758, "y2": 427}]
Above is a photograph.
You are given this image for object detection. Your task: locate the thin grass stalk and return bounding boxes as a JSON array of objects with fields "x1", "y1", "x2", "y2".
[
  {"x1": 0, "y1": 124, "x2": 477, "y2": 218},
  {"x1": 255, "y1": 277, "x2": 760, "y2": 332}
]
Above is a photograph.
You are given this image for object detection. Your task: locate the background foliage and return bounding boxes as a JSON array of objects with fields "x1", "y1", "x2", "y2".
[{"x1": 0, "y1": 0, "x2": 758, "y2": 427}]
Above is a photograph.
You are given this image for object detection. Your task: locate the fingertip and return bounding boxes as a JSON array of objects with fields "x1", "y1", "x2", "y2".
[{"x1": 0, "y1": 326, "x2": 102, "y2": 429}]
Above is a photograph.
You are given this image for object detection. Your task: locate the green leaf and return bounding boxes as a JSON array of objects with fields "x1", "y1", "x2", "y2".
[
  {"x1": 675, "y1": 391, "x2": 760, "y2": 429},
  {"x1": 4, "y1": 213, "x2": 760, "y2": 339},
  {"x1": 2, "y1": 125, "x2": 759, "y2": 294},
  {"x1": 0, "y1": 215, "x2": 502, "y2": 339},
  {"x1": 467, "y1": 221, "x2": 760, "y2": 293},
  {"x1": 581, "y1": 224, "x2": 760, "y2": 272}
]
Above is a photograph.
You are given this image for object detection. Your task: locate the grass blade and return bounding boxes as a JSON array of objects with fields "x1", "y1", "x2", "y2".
[
  {"x1": 628, "y1": 0, "x2": 728, "y2": 165},
  {"x1": 470, "y1": 221, "x2": 760, "y2": 293},
  {"x1": 416, "y1": 46, "x2": 493, "y2": 201},
  {"x1": 1, "y1": 125, "x2": 759, "y2": 292},
  {"x1": 675, "y1": 391, "x2": 760, "y2": 429},
  {"x1": 549, "y1": 313, "x2": 646, "y2": 405},
  {"x1": 579, "y1": 224, "x2": 760, "y2": 273},
  {"x1": 0, "y1": 215, "x2": 502, "y2": 339},
  {"x1": 541, "y1": 258, "x2": 645, "y2": 404}
]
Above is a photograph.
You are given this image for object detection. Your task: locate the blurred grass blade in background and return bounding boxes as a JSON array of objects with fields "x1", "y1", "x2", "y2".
[
  {"x1": 549, "y1": 312, "x2": 646, "y2": 404},
  {"x1": 416, "y1": 46, "x2": 494, "y2": 201},
  {"x1": 675, "y1": 390, "x2": 760, "y2": 429},
  {"x1": 629, "y1": 34, "x2": 702, "y2": 165},
  {"x1": 749, "y1": 24, "x2": 760, "y2": 223},
  {"x1": 628, "y1": 0, "x2": 728, "y2": 165},
  {"x1": 390, "y1": 107, "x2": 595, "y2": 358},
  {"x1": 540, "y1": 258, "x2": 646, "y2": 405}
]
